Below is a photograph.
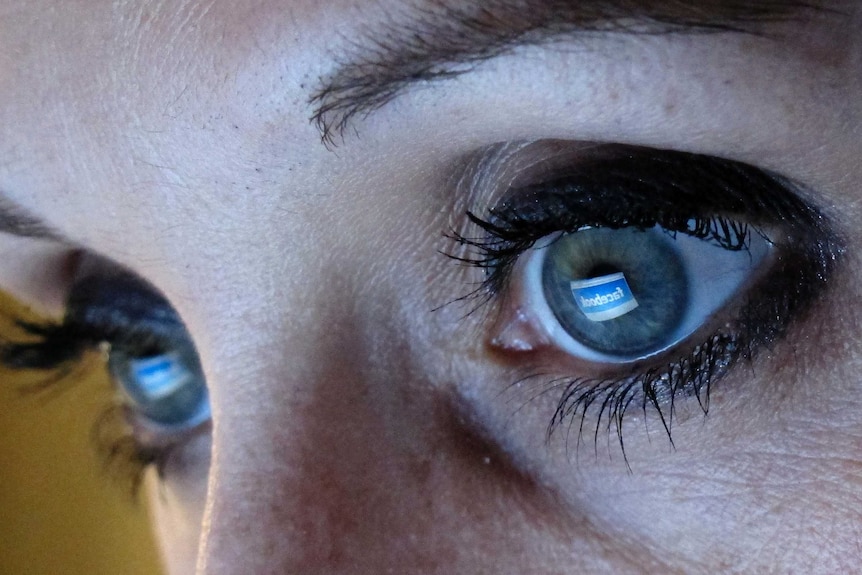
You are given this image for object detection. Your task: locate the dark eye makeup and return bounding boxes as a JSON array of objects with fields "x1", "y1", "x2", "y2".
[
  {"x1": 449, "y1": 143, "x2": 842, "y2": 457},
  {"x1": 0, "y1": 142, "x2": 843, "y2": 486}
]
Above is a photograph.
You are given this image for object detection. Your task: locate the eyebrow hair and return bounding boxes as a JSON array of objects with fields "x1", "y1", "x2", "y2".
[
  {"x1": 0, "y1": 195, "x2": 62, "y2": 240},
  {"x1": 310, "y1": 0, "x2": 828, "y2": 144}
]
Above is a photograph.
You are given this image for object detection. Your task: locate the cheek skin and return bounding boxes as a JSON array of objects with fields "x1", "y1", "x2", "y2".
[
  {"x1": 193, "y1": 330, "x2": 647, "y2": 573},
  {"x1": 186, "y1": 262, "x2": 552, "y2": 572}
]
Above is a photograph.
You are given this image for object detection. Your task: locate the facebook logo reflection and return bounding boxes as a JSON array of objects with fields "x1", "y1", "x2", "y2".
[{"x1": 571, "y1": 272, "x2": 639, "y2": 322}]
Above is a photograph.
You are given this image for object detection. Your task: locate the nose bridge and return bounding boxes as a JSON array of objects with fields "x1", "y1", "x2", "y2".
[{"x1": 194, "y1": 258, "x2": 408, "y2": 573}]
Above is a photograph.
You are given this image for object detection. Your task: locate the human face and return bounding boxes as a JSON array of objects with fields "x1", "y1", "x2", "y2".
[{"x1": 1, "y1": 1, "x2": 860, "y2": 573}]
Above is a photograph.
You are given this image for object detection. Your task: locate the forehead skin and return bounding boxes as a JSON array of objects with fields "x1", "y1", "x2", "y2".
[{"x1": 1, "y1": 1, "x2": 862, "y2": 574}]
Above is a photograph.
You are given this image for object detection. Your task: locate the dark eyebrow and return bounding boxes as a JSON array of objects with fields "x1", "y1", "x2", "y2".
[
  {"x1": 0, "y1": 195, "x2": 63, "y2": 240},
  {"x1": 310, "y1": 0, "x2": 828, "y2": 145}
]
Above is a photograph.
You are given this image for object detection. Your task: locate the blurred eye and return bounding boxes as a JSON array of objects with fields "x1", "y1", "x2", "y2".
[
  {"x1": 0, "y1": 256, "x2": 211, "y2": 484},
  {"x1": 531, "y1": 223, "x2": 770, "y2": 362},
  {"x1": 70, "y1": 266, "x2": 212, "y2": 450}
]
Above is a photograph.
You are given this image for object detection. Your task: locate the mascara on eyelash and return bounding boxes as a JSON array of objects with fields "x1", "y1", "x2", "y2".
[{"x1": 1, "y1": 268, "x2": 188, "y2": 371}]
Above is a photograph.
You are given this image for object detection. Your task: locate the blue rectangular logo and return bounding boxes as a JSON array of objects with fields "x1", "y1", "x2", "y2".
[
  {"x1": 570, "y1": 272, "x2": 639, "y2": 322},
  {"x1": 130, "y1": 353, "x2": 191, "y2": 399}
]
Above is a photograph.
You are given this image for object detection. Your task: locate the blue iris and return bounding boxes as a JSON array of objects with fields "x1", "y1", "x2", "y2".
[{"x1": 542, "y1": 227, "x2": 688, "y2": 357}]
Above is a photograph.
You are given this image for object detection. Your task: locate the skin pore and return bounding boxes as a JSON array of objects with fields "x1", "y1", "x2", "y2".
[{"x1": 1, "y1": 1, "x2": 861, "y2": 573}]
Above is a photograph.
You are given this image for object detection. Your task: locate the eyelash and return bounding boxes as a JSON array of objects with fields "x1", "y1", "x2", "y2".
[{"x1": 448, "y1": 145, "x2": 842, "y2": 459}]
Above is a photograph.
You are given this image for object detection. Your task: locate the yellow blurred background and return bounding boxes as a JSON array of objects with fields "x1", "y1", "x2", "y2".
[{"x1": 0, "y1": 292, "x2": 164, "y2": 574}]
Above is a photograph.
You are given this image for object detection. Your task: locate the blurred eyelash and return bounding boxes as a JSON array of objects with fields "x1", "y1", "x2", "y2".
[
  {"x1": 0, "y1": 328, "x2": 165, "y2": 495},
  {"x1": 448, "y1": 145, "x2": 843, "y2": 459},
  {"x1": 0, "y1": 273, "x2": 190, "y2": 494},
  {"x1": 92, "y1": 401, "x2": 176, "y2": 495}
]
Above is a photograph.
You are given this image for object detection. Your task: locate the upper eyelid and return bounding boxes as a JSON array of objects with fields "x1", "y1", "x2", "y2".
[
  {"x1": 449, "y1": 141, "x2": 611, "y2": 232},
  {"x1": 512, "y1": 145, "x2": 831, "y2": 236},
  {"x1": 449, "y1": 143, "x2": 844, "y2": 297},
  {"x1": 451, "y1": 139, "x2": 840, "y2": 231},
  {"x1": 0, "y1": 254, "x2": 187, "y2": 373}
]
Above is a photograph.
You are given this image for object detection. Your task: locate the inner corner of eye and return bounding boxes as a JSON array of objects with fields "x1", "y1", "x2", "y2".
[{"x1": 509, "y1": 223, "x2": 772, "y2": 365}]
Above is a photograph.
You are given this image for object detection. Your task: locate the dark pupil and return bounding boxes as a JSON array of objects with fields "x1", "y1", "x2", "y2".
[
  {"x1": 542, "y1": 227, "x2": 689, "y2": 357},
  {"x1": 585, "y1": 263, "x2": 621, "y2": 278}
]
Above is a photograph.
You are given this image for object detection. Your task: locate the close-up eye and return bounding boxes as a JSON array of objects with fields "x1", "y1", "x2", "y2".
[
  {"x1": 1, "y1": 256, "x2": 211, "y2": 486},
  {"x1": 453, "y1": 143, "x2": 840, "y2": 442}
]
